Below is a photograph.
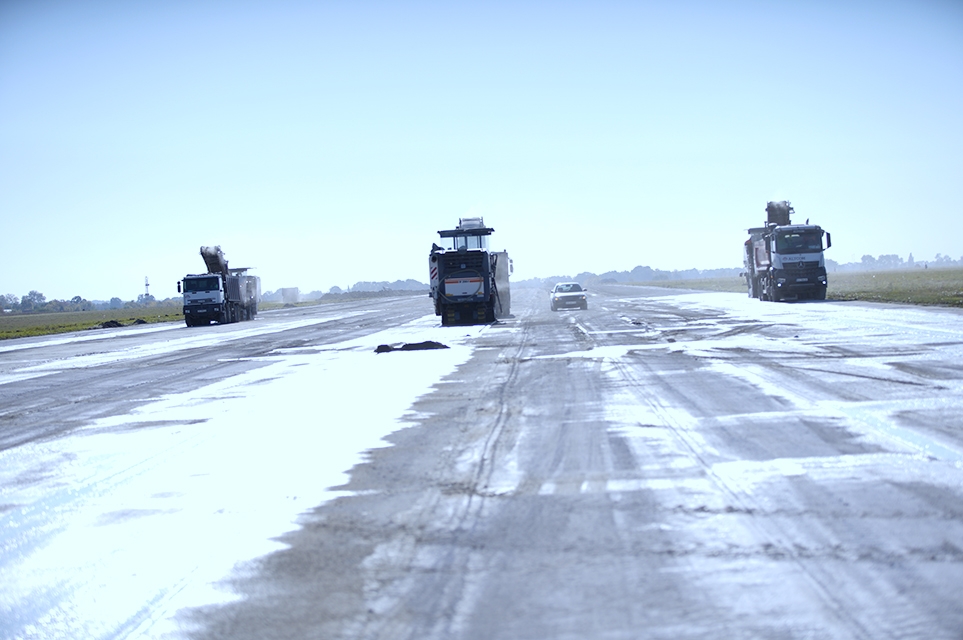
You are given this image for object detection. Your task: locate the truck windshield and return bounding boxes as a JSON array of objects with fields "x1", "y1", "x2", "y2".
[
  {"x1": 441, "y1": 234, "x2": 489, "y2": 251},
  {"x1": 184, "y1": 277, "x2": 219, "y2": 292},
  {"x1": 775, "y1": 231, "x2": 823, "y2": 253}
]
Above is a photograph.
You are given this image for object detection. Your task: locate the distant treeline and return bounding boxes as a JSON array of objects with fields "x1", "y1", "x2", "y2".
[
  {"x1": 514, "y1": 265, "x2": 743, "y2": 289},
  {"x1": 1, "y1": 291, "x2": 178, "y2": 314},
  {"x1": 517, "y1": 252, "x2": 963, "y2": 288},
  {"x1": 827, "y1": 253, "x2": 962, "y2": 272},
  {"x1": 263, "y1": 279, "x2": 428, "y2": 303}
]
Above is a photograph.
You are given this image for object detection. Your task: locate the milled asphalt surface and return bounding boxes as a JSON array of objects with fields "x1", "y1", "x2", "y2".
[{"x1": 189, "y1": 286, "x2": 963, "y2": 640}]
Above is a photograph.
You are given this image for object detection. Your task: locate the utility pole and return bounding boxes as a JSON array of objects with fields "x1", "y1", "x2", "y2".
[{"x1": 145, "y1": 276, "x2": 150, "y2": 298}]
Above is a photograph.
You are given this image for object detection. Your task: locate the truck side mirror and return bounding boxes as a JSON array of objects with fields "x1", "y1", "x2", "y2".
[
  {"x1": 177, "y1": 282, "x2": 181, "y2": 293},
  {"x1": 826, "y1": 233, "x2": 832, "y2": 249}
]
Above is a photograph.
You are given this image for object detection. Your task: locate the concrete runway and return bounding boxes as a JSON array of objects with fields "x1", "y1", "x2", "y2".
[{"x1": 2, "y1": 286, "x2": 962, "y2": 639}]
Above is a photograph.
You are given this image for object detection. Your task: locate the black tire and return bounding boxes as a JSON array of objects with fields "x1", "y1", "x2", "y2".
[
  {"x1": 764, "y1": 277, "x2": 778, "y2": 302},
  {"x1": 580, "y1": 303, "x2": 587, "y2": 310}
]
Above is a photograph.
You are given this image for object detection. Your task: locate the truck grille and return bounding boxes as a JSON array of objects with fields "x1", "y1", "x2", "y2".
[
  {"x1": 442, "y1": 252, "x2": 487, "y2": 272},
  {"x1": 784, "y1": 262, "x2": 823, "y2": 279}
]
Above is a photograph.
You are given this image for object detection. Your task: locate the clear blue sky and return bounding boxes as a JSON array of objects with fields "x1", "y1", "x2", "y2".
[{"x1": 2, "y1": 0, "x2": 961, "y2": 301}]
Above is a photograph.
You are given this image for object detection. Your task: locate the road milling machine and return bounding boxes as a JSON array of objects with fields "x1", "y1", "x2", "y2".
[{"x1": 429, "y1": 217, "x2": 512, "y2": 325}]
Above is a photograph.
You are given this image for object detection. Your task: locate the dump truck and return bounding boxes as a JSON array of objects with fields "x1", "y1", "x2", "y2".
[
  {"x1": 178, "y1": 246, "x2": 261, "y2": 326},
  {"x1": 743, "y1": 201, "x2": 832, "y2": 301},
  {"x1": 428, "y1": 217, "x2": 512, "y2": 325}
]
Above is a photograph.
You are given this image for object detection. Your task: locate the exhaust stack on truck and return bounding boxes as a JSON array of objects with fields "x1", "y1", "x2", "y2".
[
  {"x1": 743, "y1": 201, "x2": 832, "y2": 302},
  {"x1": 177, "y1": 246, "x2": 261, "y2": 326}
]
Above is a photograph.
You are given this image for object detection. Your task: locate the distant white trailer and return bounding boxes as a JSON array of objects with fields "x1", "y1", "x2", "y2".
[
  {"x1": 493, "y1": 250, "x2": 513, "y2": 318},
  {"x1": 281, "y1": 288, "x2": 300, "y2": 304}
]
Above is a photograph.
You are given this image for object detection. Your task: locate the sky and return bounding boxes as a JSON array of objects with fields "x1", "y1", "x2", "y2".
[{"x1": 2, "y1": 0, "x2": 961, "y2": 301}]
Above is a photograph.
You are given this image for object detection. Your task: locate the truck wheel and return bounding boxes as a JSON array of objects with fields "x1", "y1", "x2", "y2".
[
  {"x1": 815, "y1": 289, "x2": 827, "y2": 301},
  {"x1": 485, "y1": 303, "x2": 496, "y2": 323}
]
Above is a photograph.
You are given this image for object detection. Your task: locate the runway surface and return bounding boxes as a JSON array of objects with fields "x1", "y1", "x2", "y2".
[{"x1": 2, "y1": 286, "x2": 962, "y2": 639}]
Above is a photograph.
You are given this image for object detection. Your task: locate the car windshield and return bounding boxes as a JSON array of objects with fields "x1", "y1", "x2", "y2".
[
  {"x1": 184, "y1": 276, "x2": 219, "y2": 292},
  {"x1": 775, "y1": 231, "x2": 823, "y2": 253},
  {"x1": 555, "y1": 284, "x2": 582, "y2": 293}
]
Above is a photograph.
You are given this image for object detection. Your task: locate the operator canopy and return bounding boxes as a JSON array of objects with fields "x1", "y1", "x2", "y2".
[{"x1": 437, "y1": 219, "x2": 495, "y2": 252}]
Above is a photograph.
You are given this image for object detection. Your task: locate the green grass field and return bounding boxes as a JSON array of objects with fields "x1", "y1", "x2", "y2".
[
  {"x1": 633, "y1": 267, "x2": 963, "y2": 307},
  {"x1": 0, "y1": 290, "x2": 429, "y2": 340},
  {"x1": 0, "y1": 308, "x2": 183, "y2": 340}
]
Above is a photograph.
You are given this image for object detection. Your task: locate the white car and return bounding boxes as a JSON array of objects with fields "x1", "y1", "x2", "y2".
[{"x1": 550, "y1": 282, "x2": 588, "y2": 311}]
